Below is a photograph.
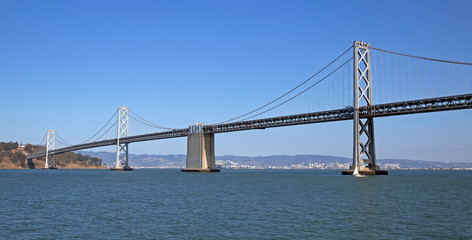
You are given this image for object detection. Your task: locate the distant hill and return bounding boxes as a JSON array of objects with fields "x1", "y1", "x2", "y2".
[
  {"x1": 377, "y1": 158, "x2": 472, "y2": 169},
  {"x1": 78, "y1": 151, "x2": 472, "y2": 169},
  {"x1": 79, "y1": 151, "x2": 186, "y2": 168}
]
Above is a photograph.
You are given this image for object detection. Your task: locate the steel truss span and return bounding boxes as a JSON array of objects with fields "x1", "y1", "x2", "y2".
[
  {"x1": 26, "y1": 129, "x2": 189, "y2": 160},
  {"x1": 364, "y1": 94, "x2": 472, "y2": 117},
  {"x1": 27, "y1": 93, "x2": 472, "y2": 160}
]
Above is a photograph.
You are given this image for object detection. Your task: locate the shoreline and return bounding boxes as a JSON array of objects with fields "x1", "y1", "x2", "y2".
[
  {"x1": 2, "y1": 167, "x2": 471, "y2": 170},
  {"x1": 0, "y1": 167, "x2": 109, "y2": 170}
]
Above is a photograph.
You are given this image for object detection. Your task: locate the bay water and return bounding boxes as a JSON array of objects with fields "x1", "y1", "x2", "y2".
[{"x1": 1, "y1": 169, "x2": 471, "y2": 239}]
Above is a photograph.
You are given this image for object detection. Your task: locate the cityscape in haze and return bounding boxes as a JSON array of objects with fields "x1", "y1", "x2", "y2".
[{"x1": 79, "y1": 151, "x2": 472, "y2": 170}]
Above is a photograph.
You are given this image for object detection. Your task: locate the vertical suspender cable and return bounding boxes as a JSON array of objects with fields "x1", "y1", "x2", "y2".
[
  {"x1": 439, "y1": 61, "x2": 442, "y2": 97},
  {"x1": 432, "y1": 61, "x2": 435, "y2": 98},
  {"x1": 390, "y1": 53, "x2": 392, "y2": 103},
  {"x1": 401, "y1": 55, "x2": 405, "y2": 100},
  {"x1": 370, "y1": 51, "x2": 379, "y2": 102},
  {"x1": 343, "y1": 60, "x2": 346, "y2": 107},
  {"x1": 425, "y1": 59, "x2": 427, "y2": 98},
  {"x1": 465, "y1": 66, "x2": 469, "y2": 93},
  {"x1": 395, "y1": 54, "x2": 398, "y2": 102},
  {"x1": 409, "y1": 57, "x2": 412, "y2": 100},
  {"x1": 429, "y1": 62, "x2": 436, "y2": 97},
  {"x1": 381, "y1": 51, "x2": 384, "y2": 104},
  {"x1": 456, "y1": 64, "x2": 459, "y2": 95},
  {"x1": 448, "y1": 63, "x2": 451, "y2": 96}
]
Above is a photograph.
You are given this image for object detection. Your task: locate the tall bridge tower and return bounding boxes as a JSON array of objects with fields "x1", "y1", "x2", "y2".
[
  {"x1": 111, "y1": 106, "x2": 133, "y2": 171},
  {"x1": 345, "y1": 41, "x2": 387, "y2": 175},
  {"x1": 44, "y1": 129, "x2": 57, "y2": 169}
]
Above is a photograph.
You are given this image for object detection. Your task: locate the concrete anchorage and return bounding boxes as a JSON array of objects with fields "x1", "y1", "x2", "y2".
[{"x1": 182, "y1": 123, "x2": 220, "y2": 172}]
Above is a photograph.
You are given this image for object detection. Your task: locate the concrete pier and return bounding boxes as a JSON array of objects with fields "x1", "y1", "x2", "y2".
[{"x1": 182, "y1": 124, "x2": 220, "y2": 172}]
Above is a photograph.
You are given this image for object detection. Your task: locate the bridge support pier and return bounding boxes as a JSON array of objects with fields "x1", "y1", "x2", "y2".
[
  {"x1": 182, "y1": 123, "x2": 220, "y2": 172},
  {"x1": 342, "y1": 41, "x2": 387, "y2": 175}
]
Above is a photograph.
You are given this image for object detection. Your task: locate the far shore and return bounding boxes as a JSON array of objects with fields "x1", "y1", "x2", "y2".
[{"x1": 0, "y1": 167, "x2": 109, "y2": 170}]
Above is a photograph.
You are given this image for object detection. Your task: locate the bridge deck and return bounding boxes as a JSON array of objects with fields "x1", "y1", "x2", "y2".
[{"x1": 27, "y1": 94, "x2": 472, "y2": 160}]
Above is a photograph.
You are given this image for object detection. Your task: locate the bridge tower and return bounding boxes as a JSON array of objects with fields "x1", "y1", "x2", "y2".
[
  {"x1": 44, "y1": 130, "x2": 57, "y2": 169},
  {"x1": 111, "y1": 106, "x2": 133, "y2": 171},
  {"x1": 344, "y1": 41, "x2": 387, "y2": 175},
  {"x1": 182, "y1": 123, "x2": 219, "y2": 172}
]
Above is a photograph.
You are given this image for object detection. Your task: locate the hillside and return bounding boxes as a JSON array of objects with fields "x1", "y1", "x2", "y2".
[{"x1": 0, "y1": 142, "x2": 106, "y2": 169}]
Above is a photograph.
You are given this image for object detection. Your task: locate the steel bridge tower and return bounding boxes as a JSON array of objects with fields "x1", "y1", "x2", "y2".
[
  {"x1": 345, "y1": 41, "x2": 387, "y2": 175},
  {"x1": 111, "y1": 106, "x2": 133, "y2": 171},
  {"x1": 44, "y1": 130, "x2": 57, "y2": 169}
]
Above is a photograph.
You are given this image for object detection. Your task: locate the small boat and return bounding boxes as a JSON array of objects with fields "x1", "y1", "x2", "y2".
[{"x1": 353, "y1": 165, "x2": 366, "y2": 178}]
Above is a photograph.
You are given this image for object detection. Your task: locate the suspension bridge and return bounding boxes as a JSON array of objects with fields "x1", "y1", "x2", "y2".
[{"x1": 27, "y1": 41, "x2": 472, "y2": 174}]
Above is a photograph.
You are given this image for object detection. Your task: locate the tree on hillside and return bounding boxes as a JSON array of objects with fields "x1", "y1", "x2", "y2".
[
  {"x1": 24, "y1": 144, "x2": 33, "y2": 153},
  {"x1": 0, "y1": 142, "x2": 19, "y2": 151},
  {"x1": 23, "y1": 144, "x2": 46, "y2": 154},
  {"x1": 0, "y1": 151, "x2": 27, "y2": 168}
]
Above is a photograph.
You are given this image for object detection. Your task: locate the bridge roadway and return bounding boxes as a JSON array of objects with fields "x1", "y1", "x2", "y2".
[{"x1": 27, "y1": 93, "x2": 472, "y2": 160}]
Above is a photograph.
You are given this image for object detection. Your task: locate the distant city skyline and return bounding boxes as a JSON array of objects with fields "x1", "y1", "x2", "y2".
[{"x1": 1, "y1": 0, "x2": 471, "y2": 162}]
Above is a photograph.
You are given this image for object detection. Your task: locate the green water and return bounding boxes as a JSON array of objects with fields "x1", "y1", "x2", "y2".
[{"x1": 1, "y1": 169, "x2": 471, "y2": 239}]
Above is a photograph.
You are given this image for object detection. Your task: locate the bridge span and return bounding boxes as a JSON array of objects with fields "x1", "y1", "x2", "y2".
[
  {"x1": 28, "y1": 41, "x2": 472, "y2": 174},
  {"x1": 28, "y1": 94, "x2": 472, "y2": 167}
]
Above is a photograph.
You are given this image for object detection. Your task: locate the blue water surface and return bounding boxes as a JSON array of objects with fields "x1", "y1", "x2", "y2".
[{"x1": 1, "y1": 169, "x2": 471, "y2": 239}]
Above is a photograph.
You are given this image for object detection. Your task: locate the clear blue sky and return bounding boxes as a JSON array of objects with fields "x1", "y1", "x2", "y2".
[{"x1": 1, "y1": 0, "x2": 471, "y2": 162}]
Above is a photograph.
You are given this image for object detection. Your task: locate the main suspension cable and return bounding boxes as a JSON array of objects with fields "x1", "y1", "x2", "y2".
[
  {"x1": 94, "y1": 121, "x2": 118, "y2": 142},
  {"x1": 215, "y1": 46, "x2": 353, "y2": 124},
  {"x1": 129, "y1": 110, "x2": 173, "y2": 130},
  {"x1": 39, "y1": 132, "x2": 47, "y2": 146},
  {"x1": 371, "y1": 47, "x2": 472, "y2": 66},
  {"x1": 81, "y1": 109, "x2": 119, "y2": 143},
  {"x1": 241, "y1": 57, "x2": 353, "y2": 121},
  {"x1": 55, "y1": 132, "x2": 73, "y2": 146},
  {"x1": 55, "y1": 139, "x2": 71, "y2": 147}
]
